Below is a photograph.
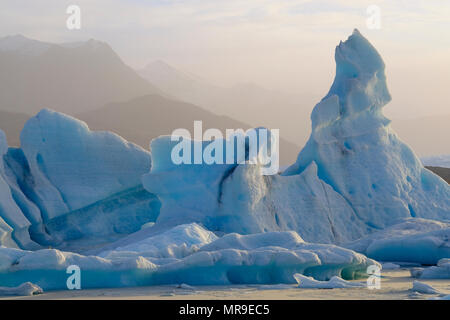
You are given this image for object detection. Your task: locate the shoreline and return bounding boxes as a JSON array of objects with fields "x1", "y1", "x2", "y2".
[{"x1": 2, "y1": 269, "x2": 449, "y2": 300}]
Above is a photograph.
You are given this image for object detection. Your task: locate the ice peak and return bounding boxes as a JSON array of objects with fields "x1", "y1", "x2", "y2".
[
  {"x1": 352, "y1": 28, "x2": 362, "y2": 36},
  {"x1": 335, "y1": 29, "x2": 385, "y2": 78},
  {"x1": 324, "y1": 29, "x2": 391, "y2": 112}
]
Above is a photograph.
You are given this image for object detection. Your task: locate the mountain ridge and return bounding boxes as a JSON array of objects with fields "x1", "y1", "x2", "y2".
[{"x1": 0, "y1": 34, "x2": 164, "y2": 115}]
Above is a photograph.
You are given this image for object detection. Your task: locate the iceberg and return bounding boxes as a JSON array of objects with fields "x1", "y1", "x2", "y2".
[
  {"x1": 345, "y1": 218, "x2": 450, "y2": 265},
  {"x1": 0, "y1": 29, "x2": 449, "y2": 292},
  {"x1": 411, "y1": 280, "x2": 441, "y2": 294},
  {"x1": 284, "y1": 29, "x2": 450, "y2": 229},
  {"x1": 19, "y1": 109, "x2": 152, "y2": 220},
  {"x1": 413, "y1": 259, "x2": 450, "y2": 279},
  {"x1": 143, "y1": 29, "x2": 449, "y2": 245},
  {"x1": 0, "y1": 130, "x2": 38, "y2": 249},
  {"x1": 0, "y1": 282, "x2": 43, "y2": 296},
  {"x1": 100, "y1": 223, "x2": 219, "y2": 260},
  {"x1": 0, "y1": 110, "x2": 160, "y2": 250},
  {"x1": 143, "y1": 137, "x2": 366, "y2": 244},
  {"x1": 293, "y1": 274, "x2": 365, "y2": 289},
  {"x1": 0, "y1": 224, "x2": 378, "y2": 290}
]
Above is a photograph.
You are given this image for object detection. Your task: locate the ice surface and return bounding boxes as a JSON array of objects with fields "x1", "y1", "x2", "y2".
[
  {"x1": 345, "y1": 218, "x2": 450, "y2": 265},
  {"x1": 284, "y1": 29, "x2": 450, "y2": 229},
  {"x1": 411, "y1": 280, "x2": 441, "y2": 294},
  {"x1": 0, "y1": 282, "x2": 43, "y2": 296},
  {"x1": 0, "y1": 110, "x2": 160, "y2": 251},
  {"x1": 416, "y1": 259, "x2": 450, "y2": 279},
  {"x1": 381, "y1": 262, "x2": 400, "y2": 270},
  {"x1": 19, "y1": 109, "x2": 152, "y2": 220},
  {"x1": 0, "y1": 224, "x2": 378, "y2": 290},
  {"x1": 100, "y1": 223, "x2": 218, "y2": 260},
  {"x1": 143, "y1": 30, "x2": 449, "y2": 246},
  {"x1": 431, "y1": 295, "x2": 450, "y2": 300},
  {"x1": 293, "y1": 274, "x2": 365, "y2": 289},
  {"x1": 29, "y1": 186, "x2": 161, "y2": 253},
  {"x1": 0, "y1": 130, "x2": 37, "y2": 249},
  {"x1": 0, "y1": 30, "x2": 449, "y2": 291},
  {"x1": 144, "y1": 137, "x2": 366, "y2": 244}
]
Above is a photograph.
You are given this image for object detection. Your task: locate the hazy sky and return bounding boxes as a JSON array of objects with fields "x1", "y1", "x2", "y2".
[{"x1": 1, "y1": 0, "x2": 449, "y2": 118}]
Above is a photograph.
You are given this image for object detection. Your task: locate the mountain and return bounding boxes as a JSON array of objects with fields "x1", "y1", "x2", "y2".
[
  {"x1": 76, "y1": 94, "x2": 301, "y2": 165},
  {"x1": 138, "y1": 60, "x2": 316, "y2": 148},
  {"x1": 0, "y1": 110, "x2": 29, "y2": 147},
  {"x1": 0, "y1": 35, "x2": 163, "y2": 115}
]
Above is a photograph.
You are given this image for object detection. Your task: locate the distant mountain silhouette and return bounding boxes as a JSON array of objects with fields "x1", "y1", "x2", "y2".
[
  {"x1": 76, "y1": 94, "x2": 301, "y2": 165},
  {"x1": 138, "y1": 60, "x2": 316, "y2": 148},
  {"x1": 0, "y1": 36, "x2": 447, "y2": 166},
  {"x1": 0, "y1": 35, "x2": 163, "y2": 115}
]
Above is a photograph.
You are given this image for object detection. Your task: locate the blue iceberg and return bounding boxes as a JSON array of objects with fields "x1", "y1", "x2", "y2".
[{"x1": 0, "y1": 30, "x2": 449, "y2": 292}]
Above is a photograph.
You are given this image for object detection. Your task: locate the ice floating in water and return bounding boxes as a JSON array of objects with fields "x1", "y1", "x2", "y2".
[
  {"x1": 0, "y1": 110, "x2": 160, "y2": 250},
  {"x1": 100, "y1": 223, "x2": 218, "y2": 260},
  {"x1": 144, "y1": 137, "x2": 367, "y2": 244},
  {"x1": 411, "y1": 280, "x2": 441, "y2": 294},
  {"x1": 0, "y1": 29, "x2": 449, "y2": 291},
  {"x1": 18, "y1": 109, "x2": 152, "y2": 220},
  {"x1": 0, "y1": 224, "x2": 378, "y2": 290},
  {"x1": 0, "y1": 130, "x2": 37, "y2": 249},
  {"x1": 345, "y1": 218, "x2": 450, "y2": 265},
  {"x1": 143, "y1": 29, "x2": 450, "y2": 246},
  {"x1": 430, "y1": 295, "x2": 450, "y2": 300},
  {"x1": 284, "y1": 29, "x2": 450, "y2": 228},
  {"x1": 381, "y1": 262, "x2": 400, "y2": 270},
  {"x1": 293, "y1": 274, "x2": 365, "y2": 289},
  {"x1": 413, "y1": 259, "x2": 450, "y2": 279},
  {"x1": 0, "y1": 282, "x2": 43, "y2": 296}
]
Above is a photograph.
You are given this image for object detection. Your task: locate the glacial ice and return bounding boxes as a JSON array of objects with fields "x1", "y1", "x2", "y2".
[
  {"x1": 0, "y1": 110, "x2": 160, "y2": 250},
  {"x1": 284, "y1": 29, "x2": 450, "y2": 228},
  {"x1": 0, "y1": 224, "x2": 378, "y2": 290},
  {"x1": 144, "y1": 136, "x2": 366, "y2": 243},
  {"x1": 411, "y1": 280, "x2": 441, "y2": 294},
  {"x1": 0, "y1": 29, "x2": 449, "y2": 292},
  {"x1": 293, "y1": 274, "x2": 365, "y2": 289},
  {"x1": 0, "y1": 282, "x2": 43, "y2": 296},
  {"x1": 143, "y1": 29, "x2": 449, "y2": 245},
  {"x1": 381, "y1": 262, "x2": 400, "y2": 270},
  {"x1": 19, "y1": 109, "x2": 152, "y2": 220},
  {"x1": 0, "y1": 130, "x2": 37, "y2": 249},
  {"x1": 100, "y1": 223, "x2": 219, "y2": 260},
  {"x1": 345, "y1": 218, "x2": 450, "y2": 265},
  {"x1": 412, "y1": 259, "x2": 450, "y2": 279}
]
